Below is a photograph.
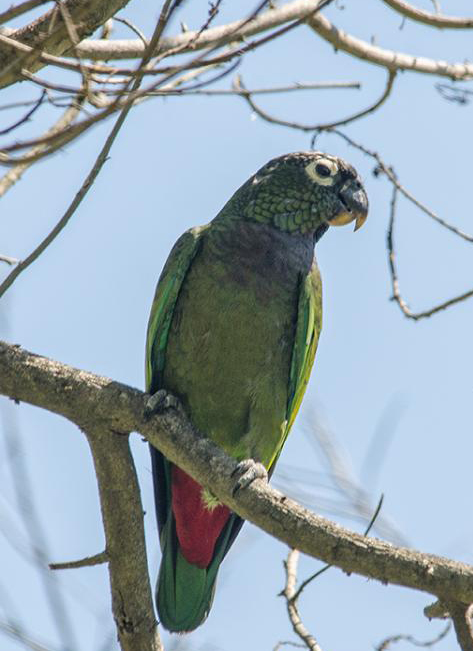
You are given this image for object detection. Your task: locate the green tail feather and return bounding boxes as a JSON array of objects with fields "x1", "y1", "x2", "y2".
[
  {"x1": 156, "y1": 515, "x2": 239, "y2": 632},
  {"x1": 157, "y1": 546, "x2": 216, "y2": 632}
]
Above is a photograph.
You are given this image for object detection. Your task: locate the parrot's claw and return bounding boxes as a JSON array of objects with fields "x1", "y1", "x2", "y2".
[
  {"x1": 144, "y1": 390, "x2": 179, "y2": 418},
  {"x1": 231, "y1": 459, "x2": 268, "y2": 496}
]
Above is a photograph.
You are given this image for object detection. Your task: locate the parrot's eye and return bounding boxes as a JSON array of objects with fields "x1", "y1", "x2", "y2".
[
  {"x1": 315, "y1": 163, "x2": 331, "y2": 177},
  {"x1": 305, "y1": 158, "x2": 338, "y2": 186}
]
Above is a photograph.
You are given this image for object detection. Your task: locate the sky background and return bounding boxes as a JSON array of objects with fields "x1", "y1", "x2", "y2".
[{"x1": 1, "y1": 1, "x2": 473, "y2": 650}]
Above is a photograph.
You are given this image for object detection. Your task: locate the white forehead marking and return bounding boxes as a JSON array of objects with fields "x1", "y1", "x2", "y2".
[{"x1": 305, "y1": 157, "x2": 338, "y2": 186}]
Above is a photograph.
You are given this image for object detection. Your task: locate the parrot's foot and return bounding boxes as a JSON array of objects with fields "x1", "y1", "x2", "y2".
[
  {"x1": 144, "y1": 389, "x2": 179, "y2": 418},
  {"x1": 231, "y1": 459, "x2": 268, "y2": 496}
]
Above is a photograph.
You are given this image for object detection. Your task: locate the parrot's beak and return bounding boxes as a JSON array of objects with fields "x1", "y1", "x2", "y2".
[{"x1": 329, "y1": 180, "x2": 369, "y2": 232}]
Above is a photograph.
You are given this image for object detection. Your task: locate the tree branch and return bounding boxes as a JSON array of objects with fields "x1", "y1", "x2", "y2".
[
  {"x1": 387, "y1": 184, "x2": 473, "y2": 320},
  {"x1": 381, "y1": 0, "x2": 473, "y2": 29},
  {"x1": 234, "y1": 69, "x2": 396, "y2": 131},
  {"x1": 84, "y1": 427, "x2": 161, "y2": 651},
  {"x1": 0, "y1": 0, "x2": 50, "y2": 26},
  {"x1": 375, "y1": 624, "x2": 451, "y2": 651},
  {"x1": 0, "y1": 0, "x2": 132, "y2": 88},
  {"x1": 308, "y1": 13, "x2": 473, "y2": 79},
  {"x1": 49, "y1": 551, "x2": 108, "y2": 570},
  {"x1": 74, "y1": 0, "x2": 327, "y2": 61},
  {"x1": 0, "y1": 254, "x2": 19, "y2": 265},
  {"x1": 447, "y1": 603, "x2": 473, "y2": 651},
  {"x1": 2, "y1": 340, "x2": 473, "y2": 608},
  {"x1": 0, "y1": 95, "x2": 84, "y2": 199},
  {"x1": 283, "y1": 549, "x2": 323, "y2": 651}
]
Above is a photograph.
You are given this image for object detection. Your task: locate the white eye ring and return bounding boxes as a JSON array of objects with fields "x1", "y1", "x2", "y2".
[{"x1": 305, "y1": 158, "x2": 338, "y2": 186}]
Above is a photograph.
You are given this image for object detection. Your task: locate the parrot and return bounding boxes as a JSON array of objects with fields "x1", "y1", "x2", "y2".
[{"x1": 145, "y1": 151, "x2": 368, "y2": 633}]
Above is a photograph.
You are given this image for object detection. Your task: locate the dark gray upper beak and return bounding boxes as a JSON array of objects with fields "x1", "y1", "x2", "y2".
[
  {"x1": 329, "y1": 178, "x2": 369, "y2": 231},
  {"x1": 339, "y1": 179, "x2": 369, "y2": 231}
]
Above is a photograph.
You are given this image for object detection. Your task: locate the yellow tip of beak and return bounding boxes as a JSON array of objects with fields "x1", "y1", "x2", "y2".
[
  {"x1": 329, "y1": 209, "x2": 368, "y2": 231},
  {"x1": 354, "y1": 212, "x2": 367, "y2": 232}
]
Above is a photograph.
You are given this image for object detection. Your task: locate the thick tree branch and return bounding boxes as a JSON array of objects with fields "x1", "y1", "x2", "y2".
[
  {"x1": 381, "y1": 0, "x2": 473, "y2": 29},
  {"x1": 75, "y1": 0, "x2": 326, "y2": 61},
  {"x1": 2, "y1": 340, "x2": 473, "y2": 609},
  {"x1": 447, "y1": 603, "x2": 473, "y2": 651},
  {"x1": 0, "y1": 0, "x2": 132, "y2": 88},
  {"x1": 84, "y1": 428, "x2": 161, "y2": 651},
  {"x1": 307, "y1": 13, "x2": 473, "y2": 79},
  {"x1": 67, "y1": 1, "x2": 473, "y2": 83}
]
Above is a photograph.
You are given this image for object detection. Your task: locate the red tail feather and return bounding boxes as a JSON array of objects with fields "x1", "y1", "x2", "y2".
[{"x1": 171, "y1": 466, "x2": 231, "y2": 568}]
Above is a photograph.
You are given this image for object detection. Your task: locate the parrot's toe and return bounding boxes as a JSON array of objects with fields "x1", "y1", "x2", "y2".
[
  {"x1": 144, "y1": 389, "x2": 179, "y2": 418},
  {"x1": 231, "y1": 459, "x2": 268, "y2": 496}
]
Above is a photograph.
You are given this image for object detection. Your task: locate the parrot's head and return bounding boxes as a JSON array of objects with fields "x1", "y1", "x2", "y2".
[{"x1": 234, "y1": 151, "x2": 368, "y2": 238}]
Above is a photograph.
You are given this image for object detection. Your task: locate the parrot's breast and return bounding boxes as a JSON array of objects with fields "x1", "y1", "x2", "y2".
[{"x1": 163, "y1": 220, "x2": 315, "y2": 465}]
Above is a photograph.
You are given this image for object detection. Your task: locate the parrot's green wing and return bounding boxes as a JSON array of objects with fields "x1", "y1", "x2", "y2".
[
  {"x1": 146, "y1": 226, "x2": 207, "y2": 394},
  {"x1": 146, "y1": 225, "x2": 207, "y2": 536},
  {"x1": 268, "y1": 260, "x2": 322, "y2": 472}
]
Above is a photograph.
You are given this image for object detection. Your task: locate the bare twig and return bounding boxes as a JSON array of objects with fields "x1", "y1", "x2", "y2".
[
  {"x1": 235, "y1": 69, "x2": 395, "y2": 131},
  {"x1": 50, "y1": 551, "x2": 108, "y2": 570},
  {"x1": 171, "y1": 79, "x2": 361, "y2": 96},
  {"x1": 328, "y1": 129, "x2": 473, "y2": 242},
  {"x1": 387, "y1": 184, "x2": 473, "y2": 320},
  {"x1": 0, "y1": 0, "x2": 50, "y2": 24},
  {"x1": 0, "y1": 95, "x2": 84, "y2": 198},
  {"x1": 376, "y1": 624, "x2": 451, "y2": 650},
  {"x1": 290, "y1": 494, "x2": 384, "y2": 603},
  {"x1": 0, "y1": 105, "x2": 122, "y2": 297},
  {"x1": 277, "y1": 498, "x2": 384, "y2": 649},
  {"x1": 113, "y1": 17, "x2": 147, "y2": 45},
  {"x1": 0, "y1": 58, "x2": 239, "y2": 165},
  {"x1": 381, "y1": 0, "x2": 473, "y2": 29},
  {"x1": 274, "y1": 642, "x2": 306, "y2": 651},
  {"x1": 0, "y1": 99, "x2": 49, "y2": 111},
  {"x1": 283, "y1": 549, "x2": 324, "y2": 651},
  {"x1": 0, "y1": 254, "x2": 18, "y2": 265},
  {"x1": 0, "y1": 90, "x2": 45, "y2": 136},
  {"x1": 19, "y1": 69, "x2": 88, "y2": 95}
]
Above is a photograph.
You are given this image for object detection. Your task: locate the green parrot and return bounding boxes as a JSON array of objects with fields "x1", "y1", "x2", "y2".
[{"x1": 145, "y1": 151, "x2": 368, "y2": 633}]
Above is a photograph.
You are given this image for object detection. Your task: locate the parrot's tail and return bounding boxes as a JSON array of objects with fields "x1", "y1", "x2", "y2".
[
  {"x1": 156, "y1": 465, "x2": 244, "y2": 632},
  {"x1": 156, "y1": 541, "x2": 217, "y2": 633}
]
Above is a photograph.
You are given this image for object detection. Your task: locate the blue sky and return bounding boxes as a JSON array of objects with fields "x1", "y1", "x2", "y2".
[{"x1": 1, "y1": 1, "x2": 473, "y2": 650}]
